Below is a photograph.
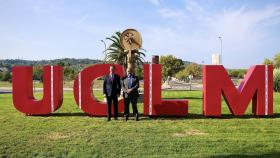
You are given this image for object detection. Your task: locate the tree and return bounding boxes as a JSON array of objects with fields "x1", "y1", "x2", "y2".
[
  {"x1": 175, "y1": 69, "x2": 188, "y2": 81},
  {"x1": 1, "y1": 71, "x2": 11, "y2": 81},
  {"x1": 175, "y1": 63, "x2": 202, "y2": 81},
  {"x1": 263, "y1": 58, "x2": 273, "y2": 65},
  {"x1": 33, "y1": 66, "x2": 43, "y2": 81},
  {"x1": 57, "y1": 61, "x2": 65, "y2": 67},
  {"x1": 104, "y1": 31, "x2": 146, "y2": 69},
  {"x1": 228, "y1": 69, "x2": 247, "y2": 78},
  {"x1": 160, "y1": 55, "x2": 184, "y2": 80},
  {"x1": 64, "y1": 67, "x2": 77, "y2": 80},
  {"x1": 135, "y1": 66, "x2": 144, "y2": 80},
  {"x1": 273, "y1": 68, "x2": 280, "y2": 92},
  {"x1": 184, "y1": 63, "x2": 202, "y2": 78},
  {"x1": 274, "y1": 53, "x2": 280, "y2": 68}
]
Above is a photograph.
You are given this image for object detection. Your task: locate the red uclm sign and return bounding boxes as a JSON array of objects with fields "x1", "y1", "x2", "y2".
[{"x1": 12, "y1": 64, "x2": 273, "y2": 117}]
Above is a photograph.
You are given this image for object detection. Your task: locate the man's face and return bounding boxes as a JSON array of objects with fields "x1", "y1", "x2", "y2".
[
  {"x1": 110, "y1": 66, "x2": 115, "y2": 74},
  {"x1": 126, "y1": 69, "x2": 131, "y2": 76}
]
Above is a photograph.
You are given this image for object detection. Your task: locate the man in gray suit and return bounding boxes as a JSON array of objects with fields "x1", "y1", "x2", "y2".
[{"x1": 121, "y1": 68, "x2": 139, "y2": 121}]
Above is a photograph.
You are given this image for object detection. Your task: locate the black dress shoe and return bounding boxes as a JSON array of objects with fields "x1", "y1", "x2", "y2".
[
  {"x1": 114, "y1": 117, "x2": 118, "y2": 120},
  {"x1": 125, "y1": 116, "x2": 128, "y2": 121},
  {"x1": 107, "y1": 118, "x2": 111, "y2": 121},
  {"x1": 135, "y1": 114, "x2": 139, "y2": 121}
]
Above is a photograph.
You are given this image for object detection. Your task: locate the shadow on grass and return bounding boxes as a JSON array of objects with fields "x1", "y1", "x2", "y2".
[
  {"x1": 163, "y1": 97, "x2": 203, "y2": 100},
  {"x1": 26, "y1": 112, "x2": 280, "y2": 120},
  {"x1": 140, "y1": 113, "x2": 280, "y2": 121},
  {"x1": 209, "y1": 152, "x2": 280, "y2": 158},
  {"x1": 28, "y1": 112, "x2": 88, "y2": 117},
  {"x1": 220, "y1": 113, "x2": 280, "y2": 119},
  {"x1": 50, "y1": 112, "x2": 88, "y2": 117}
]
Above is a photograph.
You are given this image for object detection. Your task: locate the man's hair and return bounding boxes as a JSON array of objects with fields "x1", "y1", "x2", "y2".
[{"x1": 110, "y1": 65, "x2": 115, "y2": 69}]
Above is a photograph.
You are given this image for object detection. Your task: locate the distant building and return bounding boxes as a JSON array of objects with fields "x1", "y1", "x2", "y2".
[{"x1": 212, "y1": 54, "x2": 221, "y2": 65}]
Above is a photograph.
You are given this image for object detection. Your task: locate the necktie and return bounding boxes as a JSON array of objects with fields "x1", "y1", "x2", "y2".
[
  {"x1": 110, "y1": 74, "x2": 113, "y2": 82},
  {"x1": 128, "y1": 76, "x2": 132, "y2": 88}
]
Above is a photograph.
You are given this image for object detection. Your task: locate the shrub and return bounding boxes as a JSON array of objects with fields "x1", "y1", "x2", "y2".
[
  {"x1": 273, "y1": 68, "x2": 280, "y2": 92},
  {"x1": 1, "y1": 71, "x2": 11, "y2": 81},
  {"x1": 228, "y1": 69, "x2": 247, "y2": 78}
]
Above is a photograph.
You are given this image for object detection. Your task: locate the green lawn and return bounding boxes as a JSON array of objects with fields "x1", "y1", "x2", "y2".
[{"x1": 0, "y1": 91, "x2": 280, "y2": 158}]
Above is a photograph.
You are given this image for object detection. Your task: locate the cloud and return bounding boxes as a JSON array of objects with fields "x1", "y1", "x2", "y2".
[
  {"x1": 210, "y1": 5, "x2": 280, "y2": 32},
  {"x1": 206, "y1": 5, "x2": 280, "y2": 52},
  {"x1": 77, "y1": 14, "x2": 89, "y2": 24},
  {"x1": 158, "y1": 8, "x2": 187, "y2": 19},
  {"x1": 185, "y1": 0, "x2": 203, "y2": 13},
  {"x1": 149, "y1": 1, "x2": 280, "y2": 67},
  {"x1": 2, "y1": 0, "x2": 280, "y2": 68},
  {"x1": 148, "y1": 0, "x2": 162, "y2": 6}
]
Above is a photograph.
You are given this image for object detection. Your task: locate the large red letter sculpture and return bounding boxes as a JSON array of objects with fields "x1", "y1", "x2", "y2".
[
  {"x1": 203, "y1": 65, "x2": 273, "y2": 117},
  {"x1": 143, "y1": 64, "x2": 188, "y2": 116},
  {"x1": 12, "y1": 66, "x2": 63, "y2": 115},
  {"x1": 73, "y1": 64, "x2": 124, "y2": 116}
]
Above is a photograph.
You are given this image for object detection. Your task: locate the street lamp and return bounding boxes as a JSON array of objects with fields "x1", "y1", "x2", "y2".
[
  {"x1": 101, "y1": 40, "x2": 107, "y2": 64},
  {"x1": 218, "y1": 36, "x2": 222, "y2": 64},
  {"x1": 101, "y1": 40, "x2": 107, "y2": 53}
]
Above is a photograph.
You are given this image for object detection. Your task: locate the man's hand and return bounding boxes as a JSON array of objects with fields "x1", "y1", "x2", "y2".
[
  {"x1": 103, "y1": 94, "x2": 106, "y2": 97},
  {"x1": 127, "y1": 89, "x2": 132, "y2": 94}
]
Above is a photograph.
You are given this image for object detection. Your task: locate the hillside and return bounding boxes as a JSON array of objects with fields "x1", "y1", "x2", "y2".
[{"x1": 0, "y1": 58, "x2": 103, "y2": 71}]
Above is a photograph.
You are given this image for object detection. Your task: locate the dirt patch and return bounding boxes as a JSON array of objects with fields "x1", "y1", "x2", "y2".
[
  {"x1": 173, "y1": 129, "x2": 208, "y2": 137},
  {"x1": 45, "y1": 132, "x2": 71, "y2": 140}
]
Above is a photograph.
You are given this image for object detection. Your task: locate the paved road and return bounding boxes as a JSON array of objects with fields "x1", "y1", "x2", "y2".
[
  {"x1": 162, "y1": 80, "x2": 203, "y2": 91},
  {"x1": 0, "y1": 87, "x2": 12, "y2": 94},
  {"x1": 0, "y1": 87, "x2": 76, "y2": 94},
  {"x1": 0, "y1": 83, "x2": 202, "y2": 94}
]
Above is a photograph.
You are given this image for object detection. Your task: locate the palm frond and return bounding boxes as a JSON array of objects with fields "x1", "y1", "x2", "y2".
[{"x1": 104, "y1": 31, "x2": 146, "y2": 68}]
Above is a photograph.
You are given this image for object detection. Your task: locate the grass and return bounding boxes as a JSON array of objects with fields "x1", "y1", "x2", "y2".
[{"x1": 0, "y1": 90, "x2": 280, "y2": 157}]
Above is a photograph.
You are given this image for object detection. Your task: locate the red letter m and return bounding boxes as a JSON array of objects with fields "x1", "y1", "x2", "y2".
[{"x1": 203, "y1": 65, "x2": 273, "y2": 117}]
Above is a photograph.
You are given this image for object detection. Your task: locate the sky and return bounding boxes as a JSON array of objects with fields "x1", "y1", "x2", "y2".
[{"x1": 0, "y1": 0, "x2": 280, "y2": 68}]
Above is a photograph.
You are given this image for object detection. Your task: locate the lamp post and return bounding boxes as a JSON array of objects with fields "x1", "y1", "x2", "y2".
[
  {"x1": 101, "y1": 40, "x2": 107, "y2": 52},
  {"x1": 101, "y1": 40, "x2": 107, "y2": 63},
  {"x1": 218, "y1": 36, "x2": 222, "y2": 64}
]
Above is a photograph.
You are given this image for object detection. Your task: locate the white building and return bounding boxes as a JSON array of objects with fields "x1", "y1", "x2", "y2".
[{"x1": 212, "y1": 54, "x2": 221, "y2": 65}]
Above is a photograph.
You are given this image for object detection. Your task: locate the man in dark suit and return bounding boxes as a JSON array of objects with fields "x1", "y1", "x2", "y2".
[
  {"x1": 121, "y1": 68, "x2": 139, "y2": 121},
  {"x1": 103, "y1": 65, "x2": 121, "y2": 121}
]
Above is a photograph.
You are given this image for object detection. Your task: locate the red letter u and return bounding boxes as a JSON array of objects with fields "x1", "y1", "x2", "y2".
[{"x1": 12, "y1": 66, "x2": 63, "y2": 115}]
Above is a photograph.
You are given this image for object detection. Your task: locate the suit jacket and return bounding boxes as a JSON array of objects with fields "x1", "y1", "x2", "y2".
[
  {"x1": 121, "y1": 75, "x2": 139, "y2": 98},
  {"x1": 103, "y1": 73, "x2": 121, "y2": 97}
]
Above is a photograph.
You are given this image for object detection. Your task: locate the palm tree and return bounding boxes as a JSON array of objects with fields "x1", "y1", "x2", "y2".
[{"x1": 104, "y1": 31, "x2": 146, "y2": 69}]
